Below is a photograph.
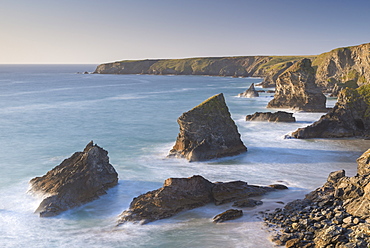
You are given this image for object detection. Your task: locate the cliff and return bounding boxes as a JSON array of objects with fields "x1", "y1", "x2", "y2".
[
  {"x1": 94, "y1": 56, "x2": 307, "y2": 87},
  {"x1": 313, "y1": 43, "x2": 370, "y2": 91},
  {"x1": 94, "y1": 42, "x2": 370, "y2": 91},
  {"x1": 291, "y1": 84, "x2": 370, "y2": 138}
]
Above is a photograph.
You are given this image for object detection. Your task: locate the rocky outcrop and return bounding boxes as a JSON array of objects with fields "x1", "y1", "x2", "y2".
[
  {"x1": 213, "y1": 209, "x2": 243, "y2": 223},
  {"x1": 257, "y1": 61, "x2": 295, "y2": 88},
  {"x1": 267, "y1": 58, "x2": 327, "y2": 112},
  {"x1": 29, "y1": 141, "x2": 118, "y2": 217},
  {"x1": 292, "y1": 84, "x2": 370, "y2": 138},
  {"x1": 237, "y1": 83, "x2": 259, "y2": 97},
  {"x1": 245, "y1": 111, "x2": 296, "y2": 122},
  {"x1": 117, "y1": 175, "x2": 287, "y2": 225},
  {"x1": 168, "y1": 93, "x2": 247, "y2": 162},
  {"x1": 313, "y1": 43, "x2": 370, "y2": 91},
  {"x1": 263, "y1": 149, "x2": 370, "y2": 247}
]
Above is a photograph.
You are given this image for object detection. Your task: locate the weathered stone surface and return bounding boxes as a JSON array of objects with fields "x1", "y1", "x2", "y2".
[
  {"x1": 292, "y1": 84, "x2": 370, "y2": 138},
  {"x1": 168, "y1": 93, "x2": 247, "y2": 162},
  {"x1": 232, "y1": 199, "x2": 263, "y2": 208},
  {"x1": 263, "y1": 149, "x2": 370, "y2": 247},
  {"x1": 267, "y1": 58, "x2": 327, "y2": 112},
  {"x1": 357, "y1": 149, "x2": 370, "y2": 176},
  {"x1": 237, "y1": 83, "x2": 259, "y2": 98},
  {"x1": 245, "y1": 111, "x2": 295, "y2": 122},
  {"x1": 212, "y1": 180, "x2": 271, "y2": 205},
  {"x1": 29, "y1": 141, "x2": 118, "y2": 217},
  {"x1": 213, "y1": 209, "x2": 243, "y2": 223},
  {"x1": 118, "y1": 175, "x2": 214, "y2": 224},
  {"x1": 118, "y1": 175, "x2": 280, "y2": 225}
]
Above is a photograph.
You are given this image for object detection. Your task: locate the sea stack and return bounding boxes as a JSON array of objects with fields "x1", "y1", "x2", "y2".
[
  {"x1": 267, "y1": 58, "x2": 327, "y2": 112},
  {"x1": 237, "y1": 83, "x2": 259, "y2": 98},
  {"x1": 292, "y1": 85, "x2": 370, "y2": 138},
  {"x1": 168, "y1": 93, "x2": 247, "y2": 162},
  {"x1": 29, "y1": 141, "x2": 118, "y2": 217}
]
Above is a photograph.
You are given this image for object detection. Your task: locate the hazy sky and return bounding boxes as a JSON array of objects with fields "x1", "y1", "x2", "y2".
[{"x1": 1, "y1": 0, "x2": 369, "y2": 64}]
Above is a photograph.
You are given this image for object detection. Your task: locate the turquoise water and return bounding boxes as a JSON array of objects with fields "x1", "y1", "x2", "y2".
[{"x1": 0, "y1": 65, "x2": 368, "y2": 248}]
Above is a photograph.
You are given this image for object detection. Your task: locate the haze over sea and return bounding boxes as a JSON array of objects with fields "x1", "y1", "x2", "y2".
[{"x1": 0, "y1": 65, "x2": 369, "y2": 248}]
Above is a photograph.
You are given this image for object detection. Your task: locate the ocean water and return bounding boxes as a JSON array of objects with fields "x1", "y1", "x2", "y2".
[{"x1": 0, "y1": 65, "x2": 369, "y2": 248}]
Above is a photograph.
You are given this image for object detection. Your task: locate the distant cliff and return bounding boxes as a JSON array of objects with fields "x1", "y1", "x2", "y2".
[
  {"x1": 94, "y1": 42, "x2": 370, "y2": 90},
  {"x1": 94, "y1": 56, "x2": 308, "y2": 87}
]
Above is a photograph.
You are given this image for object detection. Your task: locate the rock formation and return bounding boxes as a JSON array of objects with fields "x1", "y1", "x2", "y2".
[
  {"x1": 117, "y1": 175, "x2": 287, "y2": 225},
  {"x1": 245, "y1": 111, "x2": 296, "y2": 122},
  {"x1": 168, "y1": 93, "x2": 247, "y2": 162},
  {"x1": 213, "y1": 209, "x2": 243, "y2": 223},
  {"x1": 237, "y1": 83, "x2": 259, "y2": 97},
  {"x1": 292, "y1": 84, "x2": 370, "y2": 139},
  {"x1": 263, "y1": 149, "x2": 370, "y2": 247},
  {"x1": 29, "y1": 141, "x2": 118, "y2": 217},
  {"x1": 267, "y1": 58, "x2": 327, "y2": 112}
]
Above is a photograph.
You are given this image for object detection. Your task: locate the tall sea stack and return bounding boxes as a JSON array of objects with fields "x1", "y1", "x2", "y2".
[
  {"x1": 168, "y1": 93, "x2": 247, "y2": 162},
  {"x1": 267, "y1": 58, "x2": 327, "y2": 112}
]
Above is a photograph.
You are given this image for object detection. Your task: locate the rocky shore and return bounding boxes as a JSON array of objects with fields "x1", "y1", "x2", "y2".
[{"x1": 263, "y1": 149, "x2": 370, "y2": 247}]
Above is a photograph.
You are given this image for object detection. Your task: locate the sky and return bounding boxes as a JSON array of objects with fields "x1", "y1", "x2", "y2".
[{"x1": 1, "y1": 0, "x2": 370, "y2": 64}]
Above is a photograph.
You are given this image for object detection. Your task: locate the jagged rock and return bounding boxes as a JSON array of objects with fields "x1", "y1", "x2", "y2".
[
  {"x1": 212, "y1": 180, "x2": 271, "y2": 205},
  {"x1": 292, "y1": 84, "x2": 370, "y2": 138},
  {"x1": 168, "y1": 93, "x2": 247, "y2": 162},
  {"x1": 267, "y1": 58, "x2": 327, "y2": 112},
  {"x1": 237, "y1": 83, "x2": 259, "y2": 98},
  {"x1": 357, "y1": 149, "x2": 370, "y2": 176},
  {"x1": 245, "y1": 111, "x2": 295, "y2": 122},
  {"x1": 118, "y1": 175, "x2": 280, "y2": 225},
  {"x1": 213, "y1": 209, "x2": 243, "y2": 223},
  {"x1": 117, "y1": 175, "x2": 215, "y2": 224},
  {"x1": 263, "y1": 149, "x2": 370, "y2": 247},
  {"x1": 29, "y1": 141, "x2": 118, "y2": 217}
]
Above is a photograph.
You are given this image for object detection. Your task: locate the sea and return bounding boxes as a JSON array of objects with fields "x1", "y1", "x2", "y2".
[{"x1": 0, "y1": 64, "x2": 369, "y2": 248}]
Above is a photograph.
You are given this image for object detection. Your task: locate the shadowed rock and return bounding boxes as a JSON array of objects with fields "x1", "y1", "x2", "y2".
[
  {"x1": 29, "y1": 141, "x2": 118, "y2": 217},
  {"x1": 168, "y1": 93, "x2": 247, "y2": 162},
  {"x1": 237, "y1": 83, "x2": 259, "y2": 98},
  {"x1": 267, "y1": 58, "x2": 327, "y2": 112},
  {"x1": 117, "y1": 175, "x2": 283, "y2": 225},
  {"x1": 213, "y1": 209, "x2": 243, "y2": 223},
  {"x1": 245, "y1": 111, "x2": 295, "y2": 122},
  {"x1": 292, "y1": 85, "x2": 370, "y2": 138}
]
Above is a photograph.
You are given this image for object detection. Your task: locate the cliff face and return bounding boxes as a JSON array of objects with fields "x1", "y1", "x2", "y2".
[
  {"x1": 267, "y1": 59, "x2": 327, "y2": 112},
  {"x1": 313, "y1": 43, "x2": 370, "y2": 90},
  {"x1": 94, "y1": 56, "x2": 306, "y2": 86},
  {"x1": 292, "y1": 84, "x2": 370, "y2": 138}
]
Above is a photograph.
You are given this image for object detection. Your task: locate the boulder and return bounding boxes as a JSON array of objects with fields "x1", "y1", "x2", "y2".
[
  {"x1": 213, "y1": 209, "x2": 243, "y2": 223},
  {"x1": 118, "y1": 176, "x2": 280, "y2": 225},
  {"x1": 291, "y1": 84, "x2": 370, "y2": 138},
  {"x1": 237, "y1": 83, "x2": 259, "y2": 98},
  {"x1": 357, "y1": 149, "x2": 370, "y2": 176},
  {"x1": 245, "y1": 111, "x2": 295, "y2": 122},
  {"x1": 168, "y1": 93, "x2": 247, "y2": 162},
  {"x1": 267, "y1": 58, "x2": 327, "y2": 112},
  {"x1": 29, "y1": 141, "x2": 118, "y2": 217},
  {"x1": 117, "y1": 175, "x2": 214, "y2": 224}
]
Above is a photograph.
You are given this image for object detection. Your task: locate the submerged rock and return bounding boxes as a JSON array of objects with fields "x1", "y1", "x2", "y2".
[
  {"x1": 118, "y1": 175, "x2": 284, "y2": 225},
  {"x1": 29, "y1": 141, "x2": 118, "y2": 217},
  {"x1": 168, "y1": 93, "x2": 247, "y2": 162},
  {"x1": 237, "y1": 83, "x2": 259, "y2": 98},
  {"x1": 267, "y1": 58, "x2": 327, "y2": 112},
  {"x1": 245, "y1": 111, "x2": 295, "y2": 122},
  {"x1": 213, "y1": 209, "x2": 243, "y2": 223},
  {"x1": 292, "y1": 84, "x2": 370, "y2": 138}
]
